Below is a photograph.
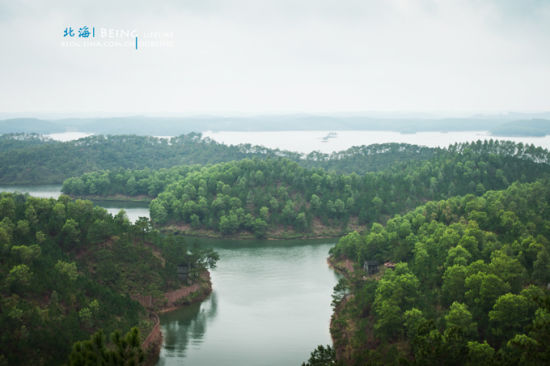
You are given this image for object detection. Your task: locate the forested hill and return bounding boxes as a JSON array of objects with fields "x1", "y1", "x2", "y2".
[
  {"x1": 328, "y1": 179, "x2": 550, "y2": 365},
  {"x1": 62, "y1": 140, "x2": 550, "y2": 238},
  {"x1": 0, "y1": 133, "x2": 300, "y2": 184},
  {"x1": 3, "y1": 132, "x2": 549, "y2": 185},
  {"x1": 301, "y1": 143, "x2": 441, "y2": 174},
  {"x1": 0, "y1": 133, "x2": 53, "y2": 153},
  {"x1": 0, "y1": 133, "x2": 441, "y2": 185},
  {"x1": 0, "y1": 192, "x2": 218, "y2": 365},
  {"x1": 310, "y1": 139, "x2": 549, "y2": 174}
]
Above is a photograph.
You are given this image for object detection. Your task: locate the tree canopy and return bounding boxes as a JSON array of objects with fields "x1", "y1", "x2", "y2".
[
  {"x1": 329, "y1": 179, "x2": 550, "y2": 365},
  {"x1": 62, "y1": 140, "x2": 550, "y2": 239},
  {"x1": 0, "y1": 192, "x2": 217, "y2": 365}
]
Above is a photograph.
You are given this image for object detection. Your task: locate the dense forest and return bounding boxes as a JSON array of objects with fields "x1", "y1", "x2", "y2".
[
  {"x1": 0, "y1": 133, "x2": 425, "y2": 184},
  {"x1": 6, "y1": 132, "x2": 549, "y2": 185},
  {"x1": 61, "y1": 140, "x2": 550, "y2": 239},
  {"x1": 328, "y1": 180, "x2": 550, "y2": 365},
  {"x1": 0, "y1": 133, "x2": 301, "y2": 184},
  {"x1": 3, "y1": 132, "x2": 550, "y2": 365},
  {"x1": 0, "y1": 192, "x2": 217, "y2": 365}
]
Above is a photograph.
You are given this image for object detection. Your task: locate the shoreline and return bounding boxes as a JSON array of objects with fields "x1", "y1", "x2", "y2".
[
  {"x1": 68, "y1": 194, "x2": 152, "y2": 203},
  {"x1": 327, "y1": 255, "x2": 386, "y2": 364},
  {"x1": 64, "y1": 194, "x2": 365, "y2": 240},
  {"x1": 140, "y1": 271, "x2": 213, "y2": 366},
  {"x1": 327, "y1": 256, "x2": 356, "y2": 275},
  {"x1": 327, "y1": 256, "x2": 360, "y2": 365},
  {"x1": 162, "y1": 225, "x2": 353, "y2": 241}
]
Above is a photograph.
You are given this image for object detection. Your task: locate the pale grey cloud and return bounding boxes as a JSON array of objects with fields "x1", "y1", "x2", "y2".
[{"x1": 0, "y1": 0, "x2": 549, "y2": 116}]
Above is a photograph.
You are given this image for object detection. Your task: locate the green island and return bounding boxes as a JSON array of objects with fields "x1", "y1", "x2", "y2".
[{"x1": 1, "y1": 133, "x2": 550, "y2": 365}]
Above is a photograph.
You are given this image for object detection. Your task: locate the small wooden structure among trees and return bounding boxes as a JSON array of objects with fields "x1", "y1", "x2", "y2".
[
  {"x1": 363, "y1": 260, "x2": 379, "y2": 275},
  {"x1": 177, "y1": 263, "x2": 191, "y2": 282}
]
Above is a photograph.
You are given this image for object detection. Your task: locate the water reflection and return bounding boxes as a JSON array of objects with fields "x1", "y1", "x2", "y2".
[
  {"x1": 156, "y1": 240, "x2": 338, "y2": 366},
  {"x1": 159, "y1": 292, "x2": 218, "y2": 362},
  {"x1": 0, "y1": 185, "x2": 339, "y2": 365}
]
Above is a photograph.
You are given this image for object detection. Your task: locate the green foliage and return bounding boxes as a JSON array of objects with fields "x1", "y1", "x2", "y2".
[
  {"x1": 403, "y1": 308, "x2": 426, "y2": 339},
  {"x1": 466, "y1": 341, "x2": 496, "y2": 366},
  {"x1": 0, "y1": 193, "x2": 217, "y2": 365},
  {"x1": 63, "y1": 140, "x2": 550, "y2": 238},
  {"x1": 55, "y1": 260, "x2": 79, "y2": 281},
  {"x1": 301, "y1": 345, "x2": 340, "y2": 366},
  {"x1": 373, "y1": 264, "x2": 419, "y2": 340},
  {"x1": 68, "y1": 327, "x2": 144, "y2": 366},
  {"x1": 445, "y1": 302, "x2": 477, "y2": 338},
  {"x1": 5, "y1": 136, "x2": 550, "y2": 365},
  {"x1": 0, "y1": 131, "x2": 458, "y2": 186},
  {"x1": 6, "y1": 264, "x2": 33, "y2": 290},
  {"x1": 489, "y1": 293, "x2": 535, "y2": 345},
  {"x1": 0, "y1": 133, "x2": 303, "y2": 185},
  {"x1": 329, "y1": 180, "x2": 550, "y2": 365},
  {"x1": 331, "y1": 278, "x2": 350, "y2": 309}
]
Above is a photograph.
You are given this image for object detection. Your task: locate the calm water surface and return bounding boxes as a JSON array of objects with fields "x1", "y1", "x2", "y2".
[
  {"x1": 0, "y1": 185, "x2": 339, "y2": 364},
  {"x1": 41, "y1": 130, "x2": 550, "y2": 154},
  {"x1": 203, "y1": 130, "x2": 550, "y2": 153},
  {"x1": 0, "y1": 185, "x2": 149, "y2": 223},
  {"x1": 0, "y1": 185, "x2": 339, "y2": 365},
  {"x1": 157, "y1": 239, "x2": 339, "y2": 366},
  {"x1": 46, "y1": 132, "x2": 92, "y2": 141}
]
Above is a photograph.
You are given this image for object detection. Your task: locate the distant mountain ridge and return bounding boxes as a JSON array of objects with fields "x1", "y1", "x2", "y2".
[
  {"x1": 1, "y1": 115, "x2": 549, "y2": 136},
  {"x1": 0, "y1": 118, "x2": 66, "y2": 134},
  {"x1": 489, "y1": 119, "x2": 550, "y2": 137}
]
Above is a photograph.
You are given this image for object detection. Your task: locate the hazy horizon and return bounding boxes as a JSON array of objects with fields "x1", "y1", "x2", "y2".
[
  {"x1": 2, "y1": 111, "x2": 550, "y2": 120},
  {"x1": 1, "y1": 0, "x2": 550, "y2": 115}
]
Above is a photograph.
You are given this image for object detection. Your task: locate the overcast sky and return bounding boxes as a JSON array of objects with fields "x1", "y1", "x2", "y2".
[{"x1": 0, "y1": 0, "x2": 549, "y2": 116}]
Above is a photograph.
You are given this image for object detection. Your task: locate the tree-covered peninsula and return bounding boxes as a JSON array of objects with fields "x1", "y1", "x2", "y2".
[
  {"x1": 0, "y1": 192, "x2": 218, "y2": 365},
  {"x1": 2, "y1": 132, "x2": 526, "y2": 185},
  {"x1": 327, "y1": 179, "x2": 550, "y2": 365},
  {"x1": 62, "y1": 140, "x2": 550, "y2": 239}
]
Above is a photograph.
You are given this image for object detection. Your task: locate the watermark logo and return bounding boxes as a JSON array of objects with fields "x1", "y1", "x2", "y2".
[
  {"x1": 63, "y1": 26, "x2": 94, "y2": 38},
  {"x1": 60, "y1": 26, "x2": 174, "y2": 50}
]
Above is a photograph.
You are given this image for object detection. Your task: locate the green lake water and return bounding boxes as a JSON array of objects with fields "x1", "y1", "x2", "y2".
[
  {"x1": 157, "y1": 239, "x2": 339, "y2": 366},
  {"x1": 0, "y1": 186, "x2": 339, "y2": 365}
]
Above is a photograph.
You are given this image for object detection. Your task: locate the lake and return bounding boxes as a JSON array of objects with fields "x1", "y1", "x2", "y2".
[
  {"x1": 203, "y1": 130, "x2": 550, "y2": 153},
  {"x1": 0, "y1": 185, "x2": 339, "y2": 365},
  {"x1": 46, "y1": 131, "x2": 92, "y2": 141},
  {"x1": 8, "y1": 130, "x2": 548, "y2": 365},
  {"x1": 46, "y1": 130, "x2": 550, "y2": 154},
  {"x1": 157, "y1": 239, "x2": 338, "y2": 366},
  {"x1": 0, "y1": 185, "x2": 149, "y2": 223}
]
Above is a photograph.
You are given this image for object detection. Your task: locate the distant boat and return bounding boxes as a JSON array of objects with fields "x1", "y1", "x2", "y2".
[{"x1": 321, "y1": 132, "x2": 338, "y2": 142}]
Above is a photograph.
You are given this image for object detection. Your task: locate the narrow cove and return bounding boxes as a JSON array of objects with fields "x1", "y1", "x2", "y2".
[
  {"x1": 0, "y1": 186, "x2": 339, "y2": 365},
  {"x1": 157, "y1": 239, "x2": 338, "y2": 366}
]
